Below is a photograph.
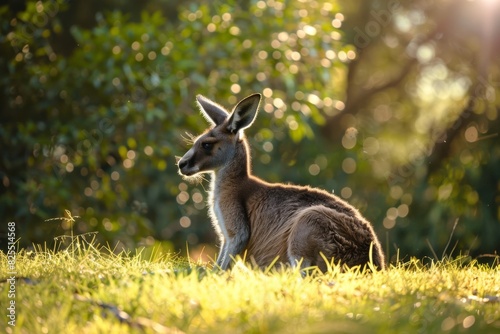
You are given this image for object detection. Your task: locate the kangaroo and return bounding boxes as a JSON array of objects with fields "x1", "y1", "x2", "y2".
[{"x1": 178, "y1": 93, "x2": 385, "y2": 272}]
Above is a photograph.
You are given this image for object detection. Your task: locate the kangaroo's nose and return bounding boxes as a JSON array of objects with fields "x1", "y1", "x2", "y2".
[
  {"x1": 178, "y1": 158, "x2": 188, "y2": 169},
  {"x1": 178, "y1": 148, "x2": 197, "y2": 176},
  {"x1": 178, "y1": 157, "x2": 192, "y2": 176}
]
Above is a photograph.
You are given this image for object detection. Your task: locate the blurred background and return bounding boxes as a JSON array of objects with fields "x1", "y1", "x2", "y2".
[{"x1": 1, "y1": 0, "x2": 499, "y2": 263}]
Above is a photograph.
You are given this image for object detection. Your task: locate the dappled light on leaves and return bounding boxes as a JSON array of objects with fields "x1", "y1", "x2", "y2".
[
  {"x1": 179, "y1": 216, "x2": 191, "y2": 228},
  {"x1": 342, "y1": 158, "x2": 357, "y2": 174},
  {"x1": 342, "y1": 127, "x2": 358, "y2": 149},
  {"x1": 464, "y1": 126, "x2": 478, "y2": 143},
  {"x1": 308, "y1": 164, "x2": 320, "y2": 176},
  {"x1": 341, "y1": 187, "x2": 352, "y2": 199}
]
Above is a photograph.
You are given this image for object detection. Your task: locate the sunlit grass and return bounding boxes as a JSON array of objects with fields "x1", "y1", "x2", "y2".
[{"x1": 1, "y1": 235, "x2": 499, "y2": 333}]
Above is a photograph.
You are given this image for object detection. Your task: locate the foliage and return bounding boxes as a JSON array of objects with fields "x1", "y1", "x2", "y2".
[
  {"x1": 1, "y1": 238, "x2": 500, "y2": 333},
  {"x1": 0, "y1": 0, "x2": 499, "y2": 260},
  {"x1": 1, "y1": 1, "x2": 188, "y2": 250},
  {"x1": 0, "y1": 0, "x2": 354, "y2": 255}
]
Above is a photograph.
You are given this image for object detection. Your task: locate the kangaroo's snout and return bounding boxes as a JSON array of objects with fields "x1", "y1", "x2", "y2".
[
  {"x1": 178, "y1": 148, "x2": 198, "y2": 176},
  {"x1": 177, "y1": 158, "x2": 189, "y2": 173}
]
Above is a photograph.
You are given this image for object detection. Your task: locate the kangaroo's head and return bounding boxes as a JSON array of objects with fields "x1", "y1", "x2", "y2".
[{"x1": 178, "y1": 93, "x2": 261, "y2": 177}]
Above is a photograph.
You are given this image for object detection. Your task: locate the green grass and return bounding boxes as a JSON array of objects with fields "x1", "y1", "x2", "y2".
[{"x1": 1, "y1": 236, "x2": 499, "y2": 334}]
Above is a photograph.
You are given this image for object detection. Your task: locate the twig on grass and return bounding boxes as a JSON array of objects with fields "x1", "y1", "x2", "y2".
[{"x1": 74, "y1": 294, "x2": 184, "y2": 334}]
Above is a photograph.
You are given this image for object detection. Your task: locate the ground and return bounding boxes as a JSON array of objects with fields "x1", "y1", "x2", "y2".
[{"x1": 1, "y1": 237, "x2": 499, "y2": 333}]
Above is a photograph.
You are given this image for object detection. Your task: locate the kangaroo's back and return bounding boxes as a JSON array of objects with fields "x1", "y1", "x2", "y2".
[
  {"x1": 178, "y1": 93, "x2": 385, "y2": 271},
  {"x1": 240, "y1": 178, "x2": 383, "y2": 269}
]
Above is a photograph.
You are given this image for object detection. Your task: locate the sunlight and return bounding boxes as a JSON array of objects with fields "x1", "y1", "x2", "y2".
[
  {"x1": 477, "y1": 0, "x2": 499, "y2": 6},
  {"x1": 475, "y1": 0, "x2": 499, "y2": 75}
]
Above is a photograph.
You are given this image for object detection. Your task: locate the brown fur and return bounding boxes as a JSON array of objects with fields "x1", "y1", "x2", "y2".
[{"x1": 178, "y1": 93, "x2": 385, "y2": 271}]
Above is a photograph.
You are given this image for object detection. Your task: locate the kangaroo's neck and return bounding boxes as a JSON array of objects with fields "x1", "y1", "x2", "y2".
[{"x1": 211, "y1": 138, "x2": 251, "y2": 195}]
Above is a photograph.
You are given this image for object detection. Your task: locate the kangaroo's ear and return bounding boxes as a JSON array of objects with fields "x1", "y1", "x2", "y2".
[
  {"x1": 196, "y1": 95, "x2": 229, "y2": 126},
  {"x1": 227, "y1": 93, "x2": 261, "y2": 134}
]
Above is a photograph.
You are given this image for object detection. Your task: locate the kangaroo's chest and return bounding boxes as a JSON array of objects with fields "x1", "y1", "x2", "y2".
[
  {"x1": 211, "y1": 180, "x2": 251, "y2": 238},
  {"x1": 213, "y1": 199, "x2": 230, "y2": 240}
]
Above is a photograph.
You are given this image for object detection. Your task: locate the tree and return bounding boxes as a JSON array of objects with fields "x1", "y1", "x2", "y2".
[
  {"x1": 0, "y1": 0, "x2": 352, "y2": 257},
  {"x1": 329, "y1": 0, "x2": 500, "y2": 259}
]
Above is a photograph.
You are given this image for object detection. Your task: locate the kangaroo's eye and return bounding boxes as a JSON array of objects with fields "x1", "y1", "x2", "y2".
[{"x1": 201, "y1": 142, "x2": 214, "y2": 150}]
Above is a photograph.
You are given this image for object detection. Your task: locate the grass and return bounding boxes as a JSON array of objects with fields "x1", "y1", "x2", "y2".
[{"x1": 1, "y1": 235, "x2": 499, "y2": 334}]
